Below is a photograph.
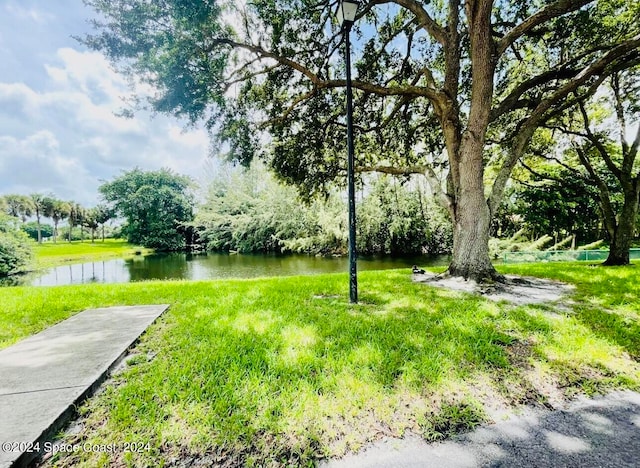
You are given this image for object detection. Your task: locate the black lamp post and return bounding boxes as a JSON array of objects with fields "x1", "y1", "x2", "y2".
[{"x1": 337, "y1": 0, "x2": 359, "y2": 304}]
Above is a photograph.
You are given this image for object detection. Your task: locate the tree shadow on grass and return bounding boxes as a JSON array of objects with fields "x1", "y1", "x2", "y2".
[
  {"x1": 323, "y1": 391, "x2": 640, "y2": 468},
  {"x1": 57, "y1": 272, "x2": 640, "y2": 467}
]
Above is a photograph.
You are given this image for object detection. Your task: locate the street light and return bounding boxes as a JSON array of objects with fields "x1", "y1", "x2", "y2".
[{"x1": 337, "y1": 0, "x2": 359, "y2": 304}]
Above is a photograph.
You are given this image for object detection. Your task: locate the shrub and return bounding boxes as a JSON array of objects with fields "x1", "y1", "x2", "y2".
[{"x1": 0, "y1": 216, "x2": 33, "y2": 276}]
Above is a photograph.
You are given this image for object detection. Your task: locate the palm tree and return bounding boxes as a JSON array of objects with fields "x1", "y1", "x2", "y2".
[
  {"x1": 83, "y1": 208, "x2": 100, "y2": 243},
  {"x1": 30, "y1": 193, "x2": 46, "y2": 243},
  {"x1": 94, "y1": 204, "x2": 115, "y2": 241},
  {"x1": 44, "y1": 199, "x2": 70, "y2": 243},
  {"x1": 67, "y1": 203, "x2": 85, "y2": 242},
  {"x1": 4, "y1": 194, "x2": 34, "y2": 222}
]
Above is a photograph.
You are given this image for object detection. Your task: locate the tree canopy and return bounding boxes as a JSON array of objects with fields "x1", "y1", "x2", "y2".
[
  {"x1": 83, "y1": 0, "x2": 640, "y2": 279},
  {"x1": 99, "y1": 168, "x2": 195, "y2": 250}
]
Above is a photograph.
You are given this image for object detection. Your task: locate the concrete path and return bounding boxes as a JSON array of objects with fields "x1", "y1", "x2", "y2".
[
  {"x1": 0, "y1": 305, "x2": 168, "y2": 468},
  {"x1": 322, "y1": 391, "x2": 640, "y2": 468}
]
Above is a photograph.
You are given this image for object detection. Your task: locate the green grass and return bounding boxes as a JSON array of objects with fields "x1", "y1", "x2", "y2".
[
  {"x1": 1, "y1": 264, "x2": 639, "y2": 466},
  {"x1": 32, "y1": 239, "x2": 153, "y2": 269}
]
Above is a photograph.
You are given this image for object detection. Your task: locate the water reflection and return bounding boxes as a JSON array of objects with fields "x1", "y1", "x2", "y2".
[{"x1": 4, "y1": 252, "x2": 450, "y2": 287}]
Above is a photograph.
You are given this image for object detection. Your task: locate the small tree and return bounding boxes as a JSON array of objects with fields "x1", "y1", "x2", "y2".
[
  {"x1": 22, "y1": 222, "x2": 54, "y2": 241},
  {"x1": 0, "y1": 214, "x2": 33, "y2": 276},
  {"x1": 99, "y1": 168, "x2": 195, "y2": 250},
  {"x1": 83, "y1": 209, "x2": 100, "y2": 243}
]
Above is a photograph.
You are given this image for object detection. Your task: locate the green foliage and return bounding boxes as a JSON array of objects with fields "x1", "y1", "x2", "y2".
[
  {"x1": 2, "y1": 194, "x2": 34, "y2": 222},
  {"x1": 100, "y1": 168, "x2": 195, "y2": 251},
  {"x1": 0, "y1": 215, "x2": 33, "y2": 276},
  {"x1": 82, "y1": 0, "x2": 228, "y2": 123},
  {"x1": 197, "y1": 162, "x2": 346, "y2": 254},
  {"x1": 513, "y1": 165, "x2": 603, "y2": 244},
  {"x1": 81, "y1": 0, "x2": 640, "y2": 199},
  {"x1": 21, "y1": 222, "x2": 54, "y2": 241},
  {"x1": 197, "y1": 163, "x2": 452, "y2": 255},
  {"x1": 357, "y1": 176, "x2": 451, "y2": 255}
]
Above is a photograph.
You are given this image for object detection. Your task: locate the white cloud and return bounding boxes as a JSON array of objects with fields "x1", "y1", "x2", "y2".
[
  {"x1": 0, "y1": 48, "x2": 211, "y2": 205},
  {"x1": 4, "y1": 3, "x2": 54, "y2": 24},
  {"x1": 168, "y1": 126, "x2": 210, "y2": 148},
  {"x1": 0, "y1": 131, "x2": 92, "y2": 202}
]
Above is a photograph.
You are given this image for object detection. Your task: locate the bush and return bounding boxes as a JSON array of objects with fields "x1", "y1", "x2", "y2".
[
  {"x1": 0, "y1": 216, "x2": 33, "y2": 276},
  {"x1": 22, "y1": 222, "x2": 54, "y2": 241}
]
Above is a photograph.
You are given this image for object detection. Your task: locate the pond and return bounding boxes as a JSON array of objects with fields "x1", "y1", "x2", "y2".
[{"x1": 5, "y1": 252, "x2": 450, "y2": 287}]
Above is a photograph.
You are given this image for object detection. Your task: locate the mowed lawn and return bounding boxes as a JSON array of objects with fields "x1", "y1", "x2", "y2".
[
  {"x1": 32, "y1": 239, "x2": 153, "y2": 269},
  {"x1": 1, "y1": 263, "x2": 639, "y2": 466}
]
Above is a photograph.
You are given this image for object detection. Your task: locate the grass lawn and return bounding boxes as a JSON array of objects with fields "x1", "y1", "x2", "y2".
[
  {"x1": 1, "y1": 263, "x2": 638, "y2": 466},
  {"x1": 32, "y1": 239, "x2": 153, "y2": 269}
]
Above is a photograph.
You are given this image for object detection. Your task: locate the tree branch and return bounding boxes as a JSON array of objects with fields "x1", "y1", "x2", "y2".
[
  {"x1": 497, "y1": 0, "x2": 592, "y2": 56},
  {"x1": 357, "y1": 163, "x2": 455, "y2": 216},
  {"x1": 574, "y1": 144, "x2": 617, "y2": 236},
  {"x1": 373, "y1": 0, "x2": 447, "y2": 45},
  {"x1": 577, "y1": 100, "x2": 623, "y2": 180},
  {"x1": 519, "y1": 159, "x2": 571, "y2": 184},
  {"x1": 257, "y1": 89, "x2": 317, "y2": 129},
  {"x1": 490, "y1": 66, "x2": 579, "y2": 122},
  {"x1": 357, "y1": 164, "x2": 427, "y2": 175},
  {"x1": 211, "y1": 38, "x2": 446, "y2": 103},
  {"x1": 488, "y1": 33, "x2": 640, "y2": 214}
]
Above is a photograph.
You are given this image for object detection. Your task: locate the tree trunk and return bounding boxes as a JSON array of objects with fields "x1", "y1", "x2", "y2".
[
  {"x1": 446, "y1": 139, "x2": 503, "y2": 282},
  {"x1": 443, "y1": 2, "x2": 502, "y2": 283},
  {"x1": 603, "y1": 189, "x2": 639, "y2": 265},
  {"x1": 36, "y1": 214, "x2": 42, "y2": 244},
  {"x1": 448, "y1": 199, "x2": 499, "y2": 281}
]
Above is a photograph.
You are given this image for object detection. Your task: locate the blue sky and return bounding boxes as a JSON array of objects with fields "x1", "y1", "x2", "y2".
[{"x1": 0, "y1": 0, "x2": 211, "y2": 207}]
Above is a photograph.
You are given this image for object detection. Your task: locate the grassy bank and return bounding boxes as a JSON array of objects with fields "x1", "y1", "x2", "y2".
[
  {"x1": 1, "y1": 264, "x2": 638, "y2": 466},
  {"x1": 32, "y1": 239, "x2": 153, "y2": 269}
]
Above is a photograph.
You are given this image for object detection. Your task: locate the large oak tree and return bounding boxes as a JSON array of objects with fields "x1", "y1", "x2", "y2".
[{"x1": 83, "y1": 0, "x2": 640, "y2": 280}]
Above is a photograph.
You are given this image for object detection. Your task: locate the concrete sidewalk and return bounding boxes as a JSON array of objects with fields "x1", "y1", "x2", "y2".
[
  {"x1": 322, "y1": 391, "x2": 640, "y2": 468},
  {"x1": 0, "y1": 305, "x2": 168, "y2": 468}
]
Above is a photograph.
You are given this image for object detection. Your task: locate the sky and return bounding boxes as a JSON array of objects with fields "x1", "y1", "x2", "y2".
[{"x1": 0, "y1": 0, "x2": 212, "y2": 207}]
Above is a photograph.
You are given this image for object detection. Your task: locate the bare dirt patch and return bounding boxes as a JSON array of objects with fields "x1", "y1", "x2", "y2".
[{"x1": 413, "y1": 272, "x2": 575, "y2": 306}]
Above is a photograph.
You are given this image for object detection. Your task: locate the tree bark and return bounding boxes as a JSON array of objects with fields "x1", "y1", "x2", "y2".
[
  {"x1": 446, "y1": 140, "x2": 504, "y2": 282},
  {"x1": 603, "y1": 188, "x2": 639, "y2": 265},
  {"x1": 36, "y1": 214, "x2": 42, "y2": 244}
]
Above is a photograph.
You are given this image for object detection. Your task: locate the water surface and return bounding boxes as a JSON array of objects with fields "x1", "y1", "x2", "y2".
[{"x1": 8, "y1": 252, "x2": 450, "y2": 287}]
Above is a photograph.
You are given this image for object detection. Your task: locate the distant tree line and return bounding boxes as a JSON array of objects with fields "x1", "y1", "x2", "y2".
[{"x1": 0, "y1": 194, "x2": 115, "y2": 244}]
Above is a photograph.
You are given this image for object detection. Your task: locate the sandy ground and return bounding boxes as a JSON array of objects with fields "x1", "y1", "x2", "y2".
[{"x1": 413, "y1": 272, "x2": 575, "y2": 306}]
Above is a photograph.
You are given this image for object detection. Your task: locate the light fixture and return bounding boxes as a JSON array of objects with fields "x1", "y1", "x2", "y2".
[{"x1": 336, "y1": 1, "x2": 359, "y2": 27}]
